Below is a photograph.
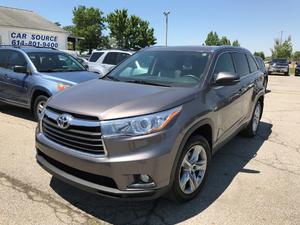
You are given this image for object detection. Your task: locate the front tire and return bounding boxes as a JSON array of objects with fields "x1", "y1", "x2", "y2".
[
  {"x1": 241, "y1": 101, "x2": 262, "y2": 137},
  {"x1": 33, "y1": 95, "x2": 48, "y2": 121},
  {"x1": 170, "y1": 135, "x2": 211, "y2": 202}
]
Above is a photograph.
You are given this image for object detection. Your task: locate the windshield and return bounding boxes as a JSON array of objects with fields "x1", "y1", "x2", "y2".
[
  {"x1": 27, "y1": 52, "x2": 86, "y2": 72},
  {"x1": 106, "y1": 50, "x2": 211, "y2": 87},
  {"x1": 272, "y1": 59, "x2": 288, "y2": 64}
]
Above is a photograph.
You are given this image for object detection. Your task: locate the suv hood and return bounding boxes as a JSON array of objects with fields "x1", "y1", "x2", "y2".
[
  {"x1": 41, "y1": 71, "x2": 99, "y2": 85},
  {"x1": 48, "y1": 79, "x2": 197, "y2": 120}
]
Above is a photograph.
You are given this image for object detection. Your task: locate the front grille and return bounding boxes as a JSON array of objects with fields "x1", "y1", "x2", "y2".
[
  {"x1": 274, "y1": 66, "x2": 287, "y2": 69},
  {"x1": 42, "y1": 108, "x2": 106, "y2": 155}
]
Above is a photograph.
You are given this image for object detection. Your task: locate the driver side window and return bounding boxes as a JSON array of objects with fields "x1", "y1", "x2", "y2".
[{"x1": 214, "y1": 53, "x2": 236, "y2": 76}]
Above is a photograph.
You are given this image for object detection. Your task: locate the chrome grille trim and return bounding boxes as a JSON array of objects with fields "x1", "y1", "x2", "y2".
[
  {"x1": 42, "y1": 108, "x2": 107, "y2": 156},
  {"x1": 45, "y1": 109, "x2": 101, "y2": 127}
]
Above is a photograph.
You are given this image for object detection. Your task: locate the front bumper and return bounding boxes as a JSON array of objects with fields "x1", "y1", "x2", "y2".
[
  {"x1": 36, "y1": 128, "x2": 178, "y2": 199},
  {"x1": 269, "y1": 67, "x2": 288, "y2": 73}
]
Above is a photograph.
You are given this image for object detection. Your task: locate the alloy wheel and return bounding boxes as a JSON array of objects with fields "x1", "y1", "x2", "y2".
[
  {"x1": 252, "y1": 102, "x2": 261, "y2": 133},
  {"x1": 179, "y1": 145, "x2": 207, "y2": 194},
  {"x1": 36, "y1": 100, "x2": 46, "y2": 120}
]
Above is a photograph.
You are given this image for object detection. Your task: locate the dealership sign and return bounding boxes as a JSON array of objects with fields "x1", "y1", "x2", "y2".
[{"x1": 9, "y1": 32, "x2": 59, "y2": 48}]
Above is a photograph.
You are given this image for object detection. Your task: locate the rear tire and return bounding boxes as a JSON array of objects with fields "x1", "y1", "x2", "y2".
[
  {"x1": 33, "y1": 95, "x2": 48, "y2": 121},
  {"x1": 170, "y1": 135, "x2": 211, "y2": 202},
  {"x1": 241, "y1": 101, "x2": 262, "y2": 137},
  {"x1": 264, "y1": 78, "x2": 268, "y2": 91}
]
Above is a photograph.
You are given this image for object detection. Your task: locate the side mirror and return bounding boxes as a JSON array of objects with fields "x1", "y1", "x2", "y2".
[
  {"x1": 13, "y1": 65, "x2": 28, "y2": 74},
  {"x1": 215, "y1": 72, "x2": 240, "y2": 86},
  {"x1": 84, "y1": 64, "x2": 89, "y2": 70}
]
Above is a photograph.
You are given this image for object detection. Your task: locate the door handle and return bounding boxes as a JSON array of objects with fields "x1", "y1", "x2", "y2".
[{"x1": 3, "y1": 74, "x2": 16, "y2": 81}]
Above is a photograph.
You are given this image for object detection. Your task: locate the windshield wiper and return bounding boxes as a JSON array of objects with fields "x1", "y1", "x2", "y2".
[
  {"x1": 103, "y1": 75, "x2": 120, "y2": 81},
  {"x1": 65, "y1": 69, "x2": 85, "y2": 72},
  {"x1": 124, "y1": 79, "x2": 171, "y2": 87},
  {"x1": 38, "y1": 70, "x2": 57, "y2": 72}
]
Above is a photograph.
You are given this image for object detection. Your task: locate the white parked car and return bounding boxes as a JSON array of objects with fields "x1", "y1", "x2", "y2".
[{"x1": 88, "y1": 49, "x2": 133, "y2": 76}]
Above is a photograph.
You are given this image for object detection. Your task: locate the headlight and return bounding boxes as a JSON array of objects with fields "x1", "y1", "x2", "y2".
[{"x1": 101, "y1": 106, "x2": 182, "y2": 138}]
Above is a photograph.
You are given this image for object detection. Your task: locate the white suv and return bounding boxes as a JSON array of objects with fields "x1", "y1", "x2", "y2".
[{"x1": 88, "y1": 49, "x2": 133, "y2": 76}]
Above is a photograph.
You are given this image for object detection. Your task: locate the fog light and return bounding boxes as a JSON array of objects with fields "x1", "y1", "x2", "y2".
[
  {"x1": 140, "y1": 174, "x2": 150, "y2": 183},
  {"x1": 128, "y1": 174, "x2": 156, "y2": 189}
]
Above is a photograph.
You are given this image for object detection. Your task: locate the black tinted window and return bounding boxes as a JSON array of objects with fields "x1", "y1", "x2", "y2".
[
  {"x1": 233, "y1": 53, "x2": 250, "y2": 76},
  {"x1": 7, "y1": 51, "x2": 27, "y2": 70},
  {"x1": 89, "y1": 52, "x2": 104, "y2": 62},
  {"x1": 103, "y1": 52, "x2": 119, "y2": 65},
  {"x1": 214, "y1": 53, "x2": 235, "y2": 75},
  {"x1": 116, "y1": 53, "x2": 130, "y2": 64},
  {"x1": 255, "y1": 57, "x2": 265, "y2": 69},
  {"x1": 0, "y1": 50, "x2": 8, "y2": 69},
  {"x1": 272, "y1": 59, "x2": 288, "y2": 64},
  {"x1": 247, "y1": 55, "x2": 258, "y2": 72}
]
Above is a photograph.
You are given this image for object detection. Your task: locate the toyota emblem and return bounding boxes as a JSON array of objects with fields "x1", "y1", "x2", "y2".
[{"x1": 56, "y1": 114, "x2": 73, "y2": 129}]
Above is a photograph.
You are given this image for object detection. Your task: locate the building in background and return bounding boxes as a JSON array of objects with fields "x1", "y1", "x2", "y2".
[{"x1": 0, "y1": 6, "x2": 68, "y2": 49}]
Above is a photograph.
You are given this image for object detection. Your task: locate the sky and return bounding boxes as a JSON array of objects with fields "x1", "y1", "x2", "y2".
[{"x1": 0, "y1": 0, "x2": 299, "y2": 55}]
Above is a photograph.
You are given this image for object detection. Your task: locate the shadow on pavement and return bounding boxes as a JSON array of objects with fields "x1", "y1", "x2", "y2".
[
  {"x1": 0, "y1": 102, "x2": 34, "y2": 122},
  {"x1": 50, "y1": 122, "x2": 272, "y2": 225}
]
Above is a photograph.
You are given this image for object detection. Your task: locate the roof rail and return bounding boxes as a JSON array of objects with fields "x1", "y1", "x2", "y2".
[
  {"x1": 0, "y1": 45, "x2": 58, "y2": 50},
  {"x1": 96, "y1": 47, "x2": 134, "y2": 51}
]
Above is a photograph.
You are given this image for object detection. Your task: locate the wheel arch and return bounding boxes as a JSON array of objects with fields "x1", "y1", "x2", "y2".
[
  {"x1": 30, "y1": 87, "x2": 51, "y2": 111},
  {"x1": 169, "y1": 119, "x2": 214, "y2": 187}
]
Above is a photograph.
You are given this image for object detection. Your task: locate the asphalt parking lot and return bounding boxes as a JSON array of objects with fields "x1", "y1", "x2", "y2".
[{"x1": 0, "y1": 75, "x2": 300, "y2": 225}]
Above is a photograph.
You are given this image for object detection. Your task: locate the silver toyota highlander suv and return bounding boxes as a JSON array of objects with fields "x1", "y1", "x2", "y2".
[{"x1": 36, "y1": 46, "x2": 265, "y2": 201}]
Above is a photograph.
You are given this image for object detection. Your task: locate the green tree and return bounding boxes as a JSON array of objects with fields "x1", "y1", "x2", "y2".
[
  {"x1": 107, "y1": 9, "x2": 156, "y2": 50},
  {"x1": 293, "y1": 51, "x2": 300, "y2": 61},
  {"x1": 232, "y1": 40, "x2": 240, "y2": 47},
  {"x1": 106, "y1": 9, "x2": 128, "y2": 48},
  {"x1": 72, "y1": 6, "x2": 106, "y2": 53},
  {"x1": 204, "y1": 31, "x2": 219, "y2": 46},
  {"x1": 254, "y1": 51, "x2": 265, "y2": 60},
  {"x1": 204, "y1": 31, "x2": 239, "y2": 46},
  {"x1": 271, "y1": 36, "x2": 293, "y2": 59},
  {"x1": 219, "y1": 36, "x2": 231, "y2": 46},
  {"x1": 63, "y1": 25, "x2": 75, "y2": 34}
]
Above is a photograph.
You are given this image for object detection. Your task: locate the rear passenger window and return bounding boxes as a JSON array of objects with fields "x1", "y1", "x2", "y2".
[
  {"x1": 214, "y1": 53, "x2": 235, "y2": 75},
  {"x1": 89, "y1": 52, "x2": 104, "y2": 62},
  {"x1": 0, "y1": 50, "x2": 8, "y2": 69},
  {"x1": 103, "y1": 52, "x2": 119, "y2": 65},
  {"x1": 232, "y1": 53, "x2": 250, "y2": 76},
  {"x1": 247, "y1": 55, "x2": 258, "y2": 72}
]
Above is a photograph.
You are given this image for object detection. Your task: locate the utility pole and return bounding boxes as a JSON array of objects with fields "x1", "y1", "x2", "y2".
[
  {"x1": 280, "y1": 30, "x2": 284, "y2": 45},
  {"x1": 163, "y1": 11, "x2": 170, "y2": 46}
]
